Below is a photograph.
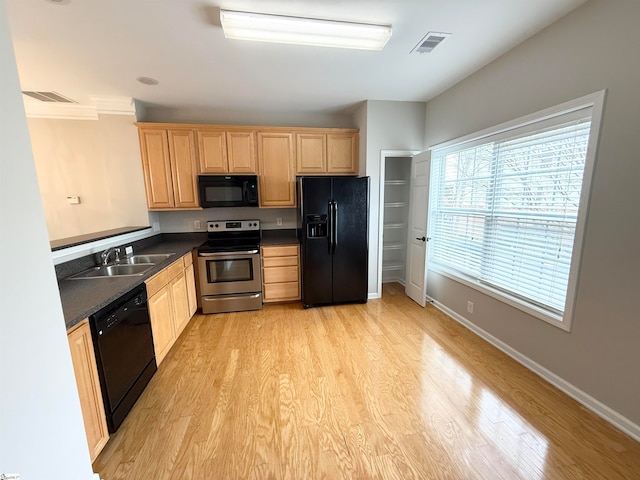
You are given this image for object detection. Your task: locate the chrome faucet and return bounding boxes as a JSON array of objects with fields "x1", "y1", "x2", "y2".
[{"x1": 101, "y1": 247, "x2": 121, "y2": 265}]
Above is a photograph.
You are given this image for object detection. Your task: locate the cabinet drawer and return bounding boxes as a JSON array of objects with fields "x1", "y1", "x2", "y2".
[
  {"x1": 263, "y1": 266, "x2": 299, "y2": 284},
  {"x1": 262, "y1": 256, "x2": 298, "y2": 268},
  {"x1": 166, "y1": 259, "x2": 184, "y2": 279},
  {"x1": 182, "y1": 251, "x2": 193, "y2": 268},
  {"x1": 264, "y1": 282, "x2": 300, "y2": 301},
  {"x1": 146, "y1": 269, "x2": 169, "y2": 297},
  {"x1": 261, "y1": 245, "x2": 299, "y2": 257}
]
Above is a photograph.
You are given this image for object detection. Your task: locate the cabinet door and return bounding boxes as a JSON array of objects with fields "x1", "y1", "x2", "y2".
[
  {"x1": 168, "y1": 130, "x2": 199, "y2": 208},
  {"x1": 227, "y1": 131, "x2": 257, "y2": 173},
  {"x1": 67, "y1": 320, "x2": 109, "y2": 462},
  {"x1": 257, "y1": 132, "x2": 296, "y2": 207},
  {"x1": 170, "y1": 270, "x2": 190, "y2": 338},
  {"x1": 139, "y1": 129, "x2": 175, "y2": 208},
  {"x1": 197, "y1": 130, "x2": 228, "y2": 174},
  {"x1": 327, "y1": 132, "x2": 358, "y2": 174},
  {"x1": 147, "y1": 284, "x2": 175, "y2": 365},
  {"x1": 185, "y1": 262, "x2": 198, "y2": 317},
  {"x1": 296, "y1": 133, "x2": 326, "y2": 174}
]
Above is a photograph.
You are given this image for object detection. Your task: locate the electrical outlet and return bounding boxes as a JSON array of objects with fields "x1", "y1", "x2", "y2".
[
  {"x1": 194, "y1": 220, "x2": 202, "y2": 230},
  {"x1": 276, "y1": 217, "x2": 283, "y2": 226},
  {"x1": 153, "y1": 222, "x2": 160, "y2": 232},
  {"x1": 125, "y1": 246, "x2": 133, "y2": 255},
  {"x1": 467, "y1": 301, "x2": 474, "y2": 314}
]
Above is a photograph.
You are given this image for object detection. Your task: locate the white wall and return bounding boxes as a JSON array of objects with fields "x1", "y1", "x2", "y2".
[
  {"x1": 352, "y1": 101, "x2": 368, "y2": 186},
  {"x1": 28, "y1": 114, "x2": 149, "y2": 241},
  {"x1": 143, "y1": 106, "x2": 355, "y2": 129},
  {"x1": 0, "y1": 1, "x2": 95, "y2": 477},
  {"x1": 423, "y1": 0, "x2": 640, "y2": 429},
  {"x1": 358, "y1": 100, "x2": 425, "y2": 297}
]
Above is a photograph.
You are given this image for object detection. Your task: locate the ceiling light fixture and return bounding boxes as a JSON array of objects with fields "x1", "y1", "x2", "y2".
[
  {"x1": 137, "y1": 77, "x2": 159, "y2": 86},
  {"x1": 219, "y1": 10, "x2": 392, "y2": 51}
]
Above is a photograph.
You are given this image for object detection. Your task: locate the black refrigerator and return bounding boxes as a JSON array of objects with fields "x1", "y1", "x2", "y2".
[{"x1": 297, "y1": 176, "x2": 369, "y2": 308}]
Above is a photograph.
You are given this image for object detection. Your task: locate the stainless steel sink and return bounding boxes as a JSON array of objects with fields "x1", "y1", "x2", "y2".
[
  {"x1": 121, "y1": 253, "x2": 174, "y2": 264},
  {"x1": 69, "y1": 263, "x2": 154, "y2": 279}
]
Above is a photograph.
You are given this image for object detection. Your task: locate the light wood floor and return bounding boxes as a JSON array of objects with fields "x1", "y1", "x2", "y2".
[{"x1": 94, "y1": 283, "x2": 640, "y2": 479}]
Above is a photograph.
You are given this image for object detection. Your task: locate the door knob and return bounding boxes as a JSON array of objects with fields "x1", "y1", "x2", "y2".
[{"x1": 416, "y1": 236, "x2": 426, "y2": 242}]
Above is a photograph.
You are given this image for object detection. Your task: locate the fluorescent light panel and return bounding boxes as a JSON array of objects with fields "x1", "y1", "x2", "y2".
[{"x1": 220, "y1": 10, "x2": 392, "y2": 51}]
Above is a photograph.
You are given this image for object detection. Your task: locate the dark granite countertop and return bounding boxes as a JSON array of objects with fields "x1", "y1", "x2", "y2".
[
  {"x1": 59, "y1": 230, "x2": 298, "y2": 330},
  {"x1": 59, "y1": 236, "x2": 205, "y2": 330},
  {"x1": 261, "y1": 229, "x2": 299, "y2": 246}
]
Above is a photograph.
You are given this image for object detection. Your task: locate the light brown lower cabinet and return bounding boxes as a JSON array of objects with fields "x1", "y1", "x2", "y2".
[
  {"x1": 185, "y1": 262, "x2": 197, "y2": 317},
  {"x1": 146, "y1": 252, "x2": 197, "y2": 365},
  {"x1": 261, "y1": 244, "x2": 301, "y2": 303},
  {"x1": 67, "y1": 319, "x2": 109, "y2": 462}
]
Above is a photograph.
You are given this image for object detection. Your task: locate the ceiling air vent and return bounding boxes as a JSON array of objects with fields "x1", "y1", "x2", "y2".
[
  {"x1": 22, "y1": 91, "x2": 76, "y2": 103},
  {"x1": 411, "y1": 31, "x2": 451, "y2": 54}
]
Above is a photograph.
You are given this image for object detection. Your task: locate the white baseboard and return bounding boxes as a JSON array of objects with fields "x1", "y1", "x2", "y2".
[{"x1": 431, "y1": 300, "x2": 640, "y2": 442}]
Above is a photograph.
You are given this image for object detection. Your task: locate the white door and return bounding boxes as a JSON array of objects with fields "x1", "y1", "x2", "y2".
[{"x1": 405, "y1": 150, "x2": 431, "y2": 306}]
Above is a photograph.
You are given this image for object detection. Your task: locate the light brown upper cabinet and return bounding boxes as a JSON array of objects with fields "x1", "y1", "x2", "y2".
[
  {"x1": 196, "y1": 129, "x2": 257, "y2": 174},
  {"x1": 196, "y1": 130, "x2": 227, "y2": 174},
  {"x1": 168, "y1": 130, "x2": 200, "y2": 207},
  {"x1": 137, "y1": 123, "x2": 359, "y2": 209},
  {"x1": 327, "y1": 132, "x2": 358, "y2": 174},
  {"x1": 295, "y1": 130, "x2": 358, "y2": 175},
  {"x1": 138, "y1": 127, "x2": 199, "y2": 210},
  {"x1": 257, "y1": 131, "x2": 296, "y2": 207},
  {"x1": 227, "y1": 131, "x2": 257, "y2": 173},
  {"x1": 296, "y1": 133, "x2": 326, "y2": 174},
  {"x1": 139, "y1": 129, "x2": 174, "y2": 208}
]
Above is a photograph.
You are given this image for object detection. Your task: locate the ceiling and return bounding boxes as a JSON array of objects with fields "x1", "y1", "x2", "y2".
[{"x1": 5, "y1": 0, "x2": 588, "y2": 116}]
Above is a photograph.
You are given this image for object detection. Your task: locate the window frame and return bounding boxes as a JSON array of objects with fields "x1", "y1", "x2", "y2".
[{"x1": 427, "y1": 90, "x2": 606, "y2": 331}]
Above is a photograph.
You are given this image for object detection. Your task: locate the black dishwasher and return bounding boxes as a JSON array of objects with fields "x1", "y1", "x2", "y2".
[{"x1": 90, "y1": 284, "x2": 157, "y2": 433}]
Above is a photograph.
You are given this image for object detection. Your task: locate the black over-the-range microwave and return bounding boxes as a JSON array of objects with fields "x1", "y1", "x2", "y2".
[{"x1": 198, "y1": 175, "x2": 259, "y2": 208}]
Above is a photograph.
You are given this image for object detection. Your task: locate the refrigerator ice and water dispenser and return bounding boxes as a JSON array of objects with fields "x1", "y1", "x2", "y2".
[{"x1": 306, "y1": 214, "x2": 327, "y2": 238}]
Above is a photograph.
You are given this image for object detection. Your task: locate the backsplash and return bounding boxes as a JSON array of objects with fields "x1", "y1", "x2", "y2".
[{"x1": 156, "y1": 207, "x2": 297, "y2": 233}]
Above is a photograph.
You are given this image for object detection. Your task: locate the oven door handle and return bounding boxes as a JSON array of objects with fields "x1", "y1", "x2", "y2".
[{"x1": 199, "y1": 249, "x2": 259, "y2": 257}]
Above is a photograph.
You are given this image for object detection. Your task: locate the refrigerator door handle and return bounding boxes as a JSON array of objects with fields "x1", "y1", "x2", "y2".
[
  {"x1": 333, "y1": 202, "x2": 338, "y2": 253},
  {"x1": 328, "y1": 200, "x2": 334, "y2": 254}
]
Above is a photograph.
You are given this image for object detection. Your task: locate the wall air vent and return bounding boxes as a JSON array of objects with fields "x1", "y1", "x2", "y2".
[
  {"x1": 411, "y1": 31, "x2": 451, "y2": 54},
  {"x1": 22, "y1": 91, "x2": 77, "y2": 103}
]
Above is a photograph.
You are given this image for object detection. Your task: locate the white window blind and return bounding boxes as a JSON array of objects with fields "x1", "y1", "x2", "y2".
[{"x1": 429, "y1": 105, "x2": 595, "y2": 322}]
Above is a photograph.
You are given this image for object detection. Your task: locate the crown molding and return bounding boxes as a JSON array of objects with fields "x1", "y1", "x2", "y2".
[
  {"x1": 23, "y1": 102, "x2": 99, "y2": 120},
  {"x1": 23, "y1": 95, "x2": 136, "y2": 120}
]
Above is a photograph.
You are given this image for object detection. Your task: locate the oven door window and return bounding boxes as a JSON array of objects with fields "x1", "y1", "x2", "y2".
[{"x1": 205, "y1": 258, "x2": 254, "y2": 283}]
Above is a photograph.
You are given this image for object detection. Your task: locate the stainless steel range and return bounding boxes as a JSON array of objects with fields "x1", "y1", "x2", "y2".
[{"x1": 198, "y1": 220, "x2": 262, "y2": 314}]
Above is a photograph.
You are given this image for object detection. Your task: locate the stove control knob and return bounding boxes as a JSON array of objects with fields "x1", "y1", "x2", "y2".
[{"x1": 215, "y1": 223, "x2": 219, "y2": 228}]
